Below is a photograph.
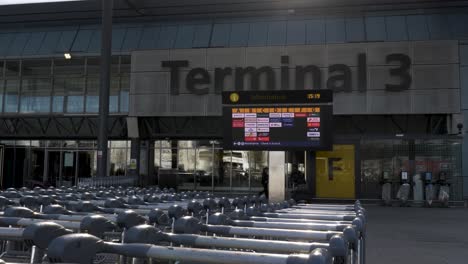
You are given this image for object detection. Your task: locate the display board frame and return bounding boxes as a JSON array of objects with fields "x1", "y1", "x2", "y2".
[{"x1": 222, "y1": 90, "x2": 333, "y2": 151}]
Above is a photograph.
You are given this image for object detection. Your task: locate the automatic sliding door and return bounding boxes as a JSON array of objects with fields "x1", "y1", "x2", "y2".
[
  {"x1": 178, "y1": 143, "x2": 196, "y2": 190},
  {"x1": 360, "y1": 139, "x2": 409, "y2": 199},
  {"x1": 47, "y1": 151, "x2": 61, "y2": 187},
  {"x1": 197, "y1": 145, "x2": 214, "y2": 191},
  {"x1": 61, "y1": 151, "x2": 77, "y2": 187},
  {"x1": 77, "y1": 151, "x2": 95, "y2": 181},
  {"x1": 249, "y1": 151, "x2": 268, "y2": 191},
  {"x1": 45, "y1": 151, "x2": 77, "y2": 187},
  {"x1": 25, "y1": 148, "x2": 46, "y2": 187}
]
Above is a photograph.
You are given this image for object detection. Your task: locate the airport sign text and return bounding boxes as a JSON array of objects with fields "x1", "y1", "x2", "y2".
[{"x1": 162, "y1": 53, "x2": 411, "y2": 95}]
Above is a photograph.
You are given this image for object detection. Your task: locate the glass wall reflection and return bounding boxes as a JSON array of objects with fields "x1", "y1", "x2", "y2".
[
  {"x1": 0, "y1": 56, "x2": 130, "y2": 114},
  {"x1": 0, "y1": 140, "x2": 130, "y2": 189},
  {"x1": 1, "y1": 138, "x2": 461, "y2": 198},
  {"x1": 360, "y1": 139, "x2": 409, "y2": 199},
  {"x1": 359, "y1": 138, "x2": 462, "y2": 200},
  {"x1": 152, "y1": 140, "x2": 268, "y2": 192}
]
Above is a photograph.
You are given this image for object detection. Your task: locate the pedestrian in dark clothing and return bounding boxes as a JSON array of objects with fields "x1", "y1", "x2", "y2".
[
  {"x1": 218, "y1": 162, "x2": 225, "y2": 184},
  {"x1": 291, "y1": 164, "x2": 305, "y2": 186},
  {"x1": 259, "y1": 167, "x2": 269, "y2": 199}
]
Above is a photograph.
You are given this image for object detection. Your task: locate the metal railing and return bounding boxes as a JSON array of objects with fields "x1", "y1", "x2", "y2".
[{"x1": 77, "y1": 175, "x2": 138, "y2": 187}]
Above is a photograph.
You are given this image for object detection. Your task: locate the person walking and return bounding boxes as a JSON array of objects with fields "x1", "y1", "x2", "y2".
[{"x1": 259, "y1": 167, "x2": 269, "y2": 199}]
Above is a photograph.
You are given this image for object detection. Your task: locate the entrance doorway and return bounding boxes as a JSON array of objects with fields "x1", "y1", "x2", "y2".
[
  {"x1": 45, "y1": 150, "x2": 94, "y2": 187},
  {"x1": 3, "y1": 148, "x2": 26, "y2": 188},
  {"x1": 47, "y1": 151, "x2": 61, "y2": 186},
  {"x1": 316, "y1": 144, "x2": 356, "y2": 199},
  {"x1": 285, "y1": 151, "x2": 306, "y2": 195}
]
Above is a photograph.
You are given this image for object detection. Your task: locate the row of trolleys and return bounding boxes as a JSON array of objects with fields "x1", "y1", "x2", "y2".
[{"x1": 0, "y1": 187, "x2": 366, "y2": 264}]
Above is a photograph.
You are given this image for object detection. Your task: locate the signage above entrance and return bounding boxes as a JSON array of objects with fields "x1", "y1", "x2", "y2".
[
  {"x1": 162, "y1": 53, "x2": 411, "y2": 95},
  {"x1": 131, "y1": 40, "x2": 460, "y2": 116},
  {"x1": 222, "y1": 90, "x2": 333, "y2": 151}
]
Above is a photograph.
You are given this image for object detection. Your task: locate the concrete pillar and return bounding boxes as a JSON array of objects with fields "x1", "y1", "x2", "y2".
[
  {"x1": 96, "y1": 0, "x2": 113, "y2": 178},
  {"x1": 408, "y1": 139, "x2": 416, "y2": 177},
  {"x1": 130, "y1": 138, "x2": 140, "y2": 184},
  {"x1": 458, "y1": 44, "x2": 467, "y2": 200},
  {"x1": 140, "y1": 141, "x2": 148, "y2": 186},
  {"x1": 463, "y1": 112, "x2": 468, "y2": 200},
  {"x1": 305, "y1": 151, "x2": 316, "y2": 197},
  {"x1": 43, "y1": 150, "x2": 49, "y2": 184},
  {"x1": 148, "y1": 141, "x2": 155, "y2": 186},
  {"x1": 463, "y1": 137, "x2": 468, "y2": 200},
  {"x1": 268, "y1": 151, "x2": 285, "y2": 202}
]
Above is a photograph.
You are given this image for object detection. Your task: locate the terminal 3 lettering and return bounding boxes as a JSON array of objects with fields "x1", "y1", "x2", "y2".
[{"x1": 162, "y1": 53, "x2": 411, "y2": 95}]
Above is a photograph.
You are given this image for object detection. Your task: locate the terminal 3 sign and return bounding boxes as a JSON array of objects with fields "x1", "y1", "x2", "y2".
[{"x1": 161, "y1": 53, "x2": 411, "y2": 95}]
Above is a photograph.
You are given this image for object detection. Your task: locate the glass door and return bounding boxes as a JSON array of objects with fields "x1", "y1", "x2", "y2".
[
  {"x1": 46, "y1": 150, "x2": 78, "y2": 187},
  {"x1": 286, "y1": 151, "x2": 306, "y2": 192},
  {"x1": 360, "y1": 139, "x2": 410, "y2": 199},
  {"x1": 61, "y1": 151, "x2": 77, "y2": 187},
  {"x1": 249, "y1": 151, "x2": 269, "y2": 192},
  {"x1": 178, "y1": 141, "x2": 197, "y2": 190},
  {"x1": 24, "y1": 147, "x2": 46, "y2": 188},
  {"x1": 46, "y1": 150, "x2": 61, "y2": 187},
  {"x1": 77, "y1": 150, "x2": 95, "y2": 180}
]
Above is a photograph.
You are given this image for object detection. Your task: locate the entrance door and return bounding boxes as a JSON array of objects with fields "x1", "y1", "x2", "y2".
[
  {"x1": 29, "y1": 148, "x2": 45, "y2": 187},
  {"x1": 77, "y1": 151, "x2": 93, "y2": 181},
  {"x1": 47, "y1": 151, "x2": 61, "y2": 187},
  {"x1": 46, "y1": 151, "x2": 77, "y2": 187},
  {"x1": 3, "y1": 148, "x2": 15, "y2": 188},
  {"x1": 316, "y1": 144, "x2": 355, "y2": 198},
  {"x1": 46, "y1": 150, "x2": 94, "y2": 187},
  {"x1": 61, "y1": 151, "x2": 77, "y2": 187}
]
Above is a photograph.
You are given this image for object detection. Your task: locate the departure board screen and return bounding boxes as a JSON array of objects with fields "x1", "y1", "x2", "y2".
[{"x1": 222, "y1": 90, "x2": 333, "y2": 150}]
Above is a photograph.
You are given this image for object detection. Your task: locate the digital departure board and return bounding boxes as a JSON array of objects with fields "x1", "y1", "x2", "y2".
[{"x1": 222, "y1": 90, "x2": 333, "y2": 150}]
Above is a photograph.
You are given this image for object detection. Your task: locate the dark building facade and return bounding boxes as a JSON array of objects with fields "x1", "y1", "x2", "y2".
[{"x1": 0, "y1": 0, "x2": 466, "y2": 201}]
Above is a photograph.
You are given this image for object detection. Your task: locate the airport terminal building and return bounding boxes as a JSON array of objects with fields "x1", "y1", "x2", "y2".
[{"x1": 0, "y1": 0, "x2": 467, "y2": 201}]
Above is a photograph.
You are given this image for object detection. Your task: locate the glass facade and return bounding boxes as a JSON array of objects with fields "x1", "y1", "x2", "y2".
[
  {"x1": 0, "y1": 140, "x2": 130, "y2": 188},
  {"x1": 109, "y1": 141, "x2": 130, "y2": 176},
  {"x1": 153, "y1": 140, "x2": 269, "y2": 192},
  {"x1": 150, "y1": 138, "x2": 462, "y2": 198},
  {"x1": 4, "y1": 79, "x2": 20, "y2": 113},
  {"x1": 0, "y1": 138, "x2": 463, "y2": 200},
  {"x1": 360, "y1": 138, "x2": 463, "y2": 200},
  {"x1": 0, "y1": 56, "x2": 130, "y2": 114},
  {"x1": 0, "y1": 12, "x2": 467, "y2": 56}
]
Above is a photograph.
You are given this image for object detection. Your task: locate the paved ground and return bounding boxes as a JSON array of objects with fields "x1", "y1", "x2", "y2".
[{"x1": 366, "y1": 205, "x2": 468, "y2": 264}]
